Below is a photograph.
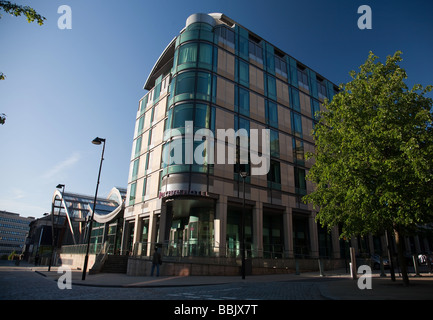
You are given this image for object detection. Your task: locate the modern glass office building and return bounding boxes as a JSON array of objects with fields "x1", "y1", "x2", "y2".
[{"x1": 124, "y1": 13, "x2": 344, "y2": 261}]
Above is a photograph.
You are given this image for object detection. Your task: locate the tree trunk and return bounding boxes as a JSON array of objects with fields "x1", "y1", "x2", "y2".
[{"x1": 394, "y1": 227, "x2": 409, "y2": 286}]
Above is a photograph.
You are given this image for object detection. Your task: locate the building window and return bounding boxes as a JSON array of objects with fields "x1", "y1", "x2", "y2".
[
  {"x1": 134, "y1": 136, "x2": 142, "y2": 158},
  {"x1": 311, "y1": 98, "x2": 320, "y2": 120},
  {"x1": 235, "y1": 86, "x2": 250, "y2": 116},
  {"x1": 266, "y1": 75, "x2": 277, "y2": 101},
  {"x1": 142, "y1": 178, "x2": 147, "y2": 200},
  {"x1": 195, "y1": 104, "x2": 212, "y2": 129},
  {"x1": 166, "y1": 103, "x2": 213, "y2": 136},
  {"x1": 178, "y1": 42, "x2": 198, "y2": 69},
  {"x1": 140, "y1": 95, "x2": 148, "y2": 113},
  {"x1": 153, "y1": 82, "x2": 161, "y2": 103},
  {"x1": 215, "y1": 26, "x2": 235, "y2": 49},
  {"x1": 196, "y1": 72, "x2": 212, "y2": 101},
  {"x1": 237, "y1": 58, "x2": 249, "y2": 87},
  {"x1": 317, "y1": 80, "x2": 327, "y2": 100},
  {"x1": 275, "y1": 56, "x2": 287, "y2": 78},
  {"x1": 292, "y1": 138, "x2": 304, "y2": 165},
  {"x1": 291, "y1": 88, "x2": 300, "y2": 112},
  {"x1": 270, "y1": 129, "x2": 279, "y2": 158},
  {"x1": 266, "y1": 100, "x2": 278, "y2": 128},
  {"x1": 294, "y1": 167, "x2": 307, "y2": 195},
  {"x1": 175, "y1": 71, "x2": 196, "y2": 100},
  {"x1": 198, "y1": 43, "x2": 213, "y2": 70},
  {"x1": 234, "y1": 114, "x2": 250, "y2": 134},
  {"x1": 137, "y1": 115, "x2": 145, "y2": 136},
  {"x1": 173, "y1": 71, "x2": 214, "y2": 103},
  {"x1": 131, "y1": 159, "x2": 139, "y2": 180},
  {"x1": 248, "y1": 40, "x2": 263, "y2": 64},
  {"x1": 267, "y1": 160, "x2": 281, "y2": 189},
  {"x1": 129, "y1": 182, "x2": 137, "y2": 205},
  {"x1": 297, "y1": 66, "x2": 309, "y2": 90},
  {"x1": 291, "y1": 112, "x2": 303, "y2": 138}
]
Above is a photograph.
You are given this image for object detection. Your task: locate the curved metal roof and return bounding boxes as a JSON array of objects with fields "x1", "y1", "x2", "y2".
[{"x1": 51, "y1": 187, "x2": 125, "y2": 244}]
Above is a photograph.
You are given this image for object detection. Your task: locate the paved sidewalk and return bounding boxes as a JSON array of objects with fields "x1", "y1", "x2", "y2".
[{"x1": 30, "y1": 264, "x2": 433, "y2": 300}]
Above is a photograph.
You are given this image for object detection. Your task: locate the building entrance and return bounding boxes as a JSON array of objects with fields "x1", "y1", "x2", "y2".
[{"x1": 166, "y1": 198, "x2": 215, "y2": 257}]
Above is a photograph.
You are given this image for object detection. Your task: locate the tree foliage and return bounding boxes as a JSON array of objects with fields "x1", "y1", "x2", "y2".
[
  {"x1": 0, "y1": 1, "x2": 46, "y2": 125},
  {"x1": 304, "y1": 51, "x2": 433, "y2": 239},
  {"x1": 0, "y1": 0, "x2": 46, "y2": 25}
]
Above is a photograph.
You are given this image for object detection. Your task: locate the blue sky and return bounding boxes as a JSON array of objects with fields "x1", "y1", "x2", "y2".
[{"x1": 1, "y1": 0, "x2": 432, "y2": 218}]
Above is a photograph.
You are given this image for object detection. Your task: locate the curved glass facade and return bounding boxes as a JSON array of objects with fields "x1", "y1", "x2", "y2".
[
  {"x1": 161, "y1": 21, "x2": 219, "y2": 252},
  {"x1": 163, "y1": 21, "x2": 218, "y2": 179}
]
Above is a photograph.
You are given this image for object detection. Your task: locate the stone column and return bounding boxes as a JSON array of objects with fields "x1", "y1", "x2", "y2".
[
  {"x1": 253, "y1": 202, "x2": 263, "y2": 257},
  {"x1": 283, "y1": 206, "x2": 293, "y2": 258},
  {"x1": 309, "y1": 213, "x2": 319, "y2": 258}
]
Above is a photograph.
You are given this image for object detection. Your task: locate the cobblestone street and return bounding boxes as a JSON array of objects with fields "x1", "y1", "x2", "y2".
[{"x1": 0, "y1": 262, "x2": 331, "y2": 300}]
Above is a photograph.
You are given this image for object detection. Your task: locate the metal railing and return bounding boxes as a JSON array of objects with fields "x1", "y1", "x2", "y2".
[
  {"x1": 129, "y1": 241, "x2": 335, "y2": 268},
  {"x1": 60, "y1": 243, "x2": 103, "y2": 255}
]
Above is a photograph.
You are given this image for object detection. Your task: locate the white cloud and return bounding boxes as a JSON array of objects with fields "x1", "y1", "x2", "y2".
[
  {"x1": 11, "y1": 187, "x2": 25, "y2": 200},
  {"x1": 41, "y1": 152, "x2": 81, "y2": 180}
]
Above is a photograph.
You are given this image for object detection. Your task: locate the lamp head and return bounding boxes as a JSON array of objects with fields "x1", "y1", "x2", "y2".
[
  {"x1": 92, "y1": 137, "x2": 105, "y2": 145},
  {"x1": 239, "y1": 171, "x2": 248, "y2": 178}
]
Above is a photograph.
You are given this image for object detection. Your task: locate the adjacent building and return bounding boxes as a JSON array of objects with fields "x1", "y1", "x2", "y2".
[
  {"x1": 0, "y1": 210, "x2": 34, "y2": 258},
  {"x1": 23, "y1": 187, "x2": 126, "y2": 264}
]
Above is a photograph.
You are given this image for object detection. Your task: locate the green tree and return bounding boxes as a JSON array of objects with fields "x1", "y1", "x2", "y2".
[
  {"x1": 304, "y1": 51, "x2": 433, "y2": 286},
  {"x1": 0, "y1": 1, "x2": 46, "y2": 125},
  {"x1": 0, "y1": 1, "x2": 45, "y2": 25}
]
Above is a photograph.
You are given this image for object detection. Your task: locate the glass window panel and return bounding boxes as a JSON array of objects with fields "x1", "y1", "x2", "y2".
[
  {"x1": 291, "y1": 88, "x2": 300, "y2": 112},
  {"x1": 275, "y1": 57, "x2": 287, "y2": 78},
  {"x1": 267, "y1": 75, "x2": 277, "y2": 100},
  {"x1": 237, "y1": 86, "x2": 250, "y2": 117},
  {"x1": 265, "y1": 43, "x2": 275, "y2": 74},
  {"x1": 295, "y1": 167, "x2": 306, "y2": 194},
  {"x1": 175, "y1": 72, "x2": 195, "y2": 94},
  {"x1": 142, "y1": 178, "x2": 147, "y2": 199},
  {"x1": 196, "y1": 72, "x2": 212, "y2": 100},
  {"x1": 267, "y1": 160, "x2": 281, "y2": 184},
  {"x1": 140, "y1": 95, "x2": 148, "y2": 113},
  {"x1": 177, "y1": 43, "x2": 197, "y2": 72},
  {"x1": 238, "y1": 59, "x2": 249, "y2": 87},
  {"x1": 311, "y1": 98, "x2": 320, "y2": 120},
  {"x1": 292, "y1": 113, "x2": 303, "y2": 137},
  {"x1": 270, "y1": 129, "x2": 279, "y2": 158},
  {"x1": 297, "y1": 68, "x2": 309, "y2": 90},
  {"x1": 198, "y1": 43, "x2": 213, "y2": 69},
  {"x1": 172, "y1": 104, "x2": 194, "y2": 129},
  {"x1": 266, "y1": 100, "x2": 278, "y2": 128},
  {"x1": 132, "y1": 159, "x2": 139, "y2": 179},
  {"x1": 175, "y1": 72, "x2": 195, "y2": 100},
  {"x1": 195, "y1": 104, "x2": 210, "y2": 129},
  {"x1": 292, "y1": 138, "x2": 304, "y2": 165},
  {"x1": 129, "y1": 182, "x2": 137, "y2": 205},
  {"x1": 235, "y1": 115, "x2": 250, "y2": 133},
  {"x1": 249, "y1": 41, "x2": 263, "y2": 64},
  {"x1": 134, "y1": 136, "x2": 142, "y2": 157},
  {"x1": 137, "y1": 115, "x2": 145, "y2": 135},
  {"x1": 153, "y1": 83, "x2": 161, "y2": 103}
]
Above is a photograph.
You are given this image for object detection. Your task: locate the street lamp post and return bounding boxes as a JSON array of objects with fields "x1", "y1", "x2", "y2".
[
  {"x1": 82, "y1": 137, "x2": 106, "y2": 281},
  {"x1": 239, "y1": 171, "x2": 248, "y2": 280},
  {"x1": 48, "y1": 184, "x2": 65, "y2": 271}
]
